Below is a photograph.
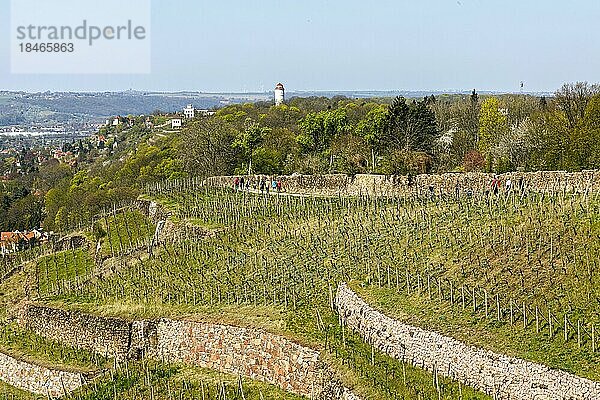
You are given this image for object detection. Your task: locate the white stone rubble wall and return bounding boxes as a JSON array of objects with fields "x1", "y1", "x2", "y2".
[
  {"x1": 0, "y1": 351, "x2": 85, "y2": 398},
  {"x1": 335, "y1": 283, "x2": 600, "y2": 400}
]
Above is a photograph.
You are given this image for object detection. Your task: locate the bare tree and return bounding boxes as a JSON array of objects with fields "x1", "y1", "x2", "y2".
[
  {"x1": 554, "y1": 82, "x2": 600, "y2": 129},
  {"x1": 179, "y1": 118, "x2": 238, "y2": 178}
]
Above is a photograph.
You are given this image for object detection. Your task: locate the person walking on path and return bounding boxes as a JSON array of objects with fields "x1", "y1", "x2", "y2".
[
  {"x1": 491, "y1": 176, "x2": 500, "y2": 196},
  {"x1": 505, "y1": 178, "x2": 512, "y2": 194},
  {"x1": 518, "y1": 177, "x2": 525, "y2": 196},
  {"x1": 276, "y1": 179, "x2": 282, "y2": 193},
  {"x1": 259, "y1": 178, "x2": 265, "y2": 194}
]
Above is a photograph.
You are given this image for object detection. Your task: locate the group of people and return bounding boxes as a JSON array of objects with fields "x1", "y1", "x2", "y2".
[
  {"x1": 447, "y1": 176, "x2": 525, "y2": 198},
  {"x1": 489, "y1": 175, "x2": 524, "y2": 195},
  {"x1": 233, "y1": 176, "x2": 283, "y2": 194},
  {"x1": 233, "y1": 175, "x2": 524, "y2": 198}
]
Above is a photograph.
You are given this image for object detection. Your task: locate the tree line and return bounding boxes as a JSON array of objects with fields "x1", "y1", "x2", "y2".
[
  {"x1": 3, "y1": 81, "x2": 600, "y2": 232},
  {"x1": 181, "y1": 82, "x2": 600, "y2": 178}
]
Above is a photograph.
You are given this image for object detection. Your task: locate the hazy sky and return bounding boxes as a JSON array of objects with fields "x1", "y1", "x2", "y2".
[{"x1": 1, "y1": 0, "x2": 599, "y2": 93}]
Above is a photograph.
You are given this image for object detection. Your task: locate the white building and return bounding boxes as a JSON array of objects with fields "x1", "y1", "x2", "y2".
[
  {"x1": 274, "y1": 83, "x2": 285, "y2": 106},
  {"x1": 183, "y1": 104, "x2": 195, "y2": 119},
  {"x1": 197, "y1": 109, "x2": 216, "y2": 116},
  {"x1": 112, "y1": 117, "x2": 121, "y2": 126},
  {"x1": 171, "y1": 118, "x2": 182, "y2": 129}
]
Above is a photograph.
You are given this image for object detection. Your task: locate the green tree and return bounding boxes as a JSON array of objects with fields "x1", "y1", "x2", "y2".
[
  {"x1": 92, "y1": 220, "x2": 107, "y2": 243},
  {"x1": 180, "y1": 118, "x2": 237, "y2": 177},
  {"x1": 232, "y1": 118, "x2": 271, "y2": 174},
  {"x1": 297, "y1": 109, "x2": 349, "y2": 154},
  {"x1": 5, "y1": 195, "x2": 42, "y2": 230},
  {"x1": 554, "y1": 82, "x2": 600, "y2": 130},
  {"x1": 356, "y1": 105, "x2": 387, "y2": 171},
  {"x1": 478, "y1": 97, "x2": 508, "y2": 154},
  {"x1": 569, "y1": 93, "x2": 600, "y2": 169},
  {"x1": 383, "y1": 97, "x2": 438, "y2": 154}
]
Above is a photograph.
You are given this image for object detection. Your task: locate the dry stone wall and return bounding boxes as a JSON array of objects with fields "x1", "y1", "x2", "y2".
[
  {"x1": 0, "y1": 351, "x2": 86, "y2": 398},
  {"x1": 149, "y1": 319, "x2": 324, "y2": 397},
  {"x1": 205, "y1": 174, "x2": 350, "y2": 196},
  {"x1": 353, "y1": 171, "x2": 599, "y2": 196},
  {"x1": 18, "y1": 304, "x2": 132, "y2": 360},
  {"x1": 206, "y1": 170, "x2": 600, "y2": 196},
  {"x1": 17, "y1": 304, "x2": 360, "y2": 399},
  {"x1": 336, "y1": 283, "x2": 600, "y2": 400}
]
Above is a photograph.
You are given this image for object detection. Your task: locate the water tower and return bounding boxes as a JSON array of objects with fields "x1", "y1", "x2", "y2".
[{"x1": 274, "y1": 83, "x2": 285, "y2": 106}]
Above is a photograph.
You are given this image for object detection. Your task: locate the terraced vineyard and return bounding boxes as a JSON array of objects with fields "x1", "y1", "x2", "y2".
[
  {"x1": 0, "y1": 183, "x2": 494, "y2": 399},
  {"x1": 3, "y1": 176, "x2": 600, "y2": 398}
]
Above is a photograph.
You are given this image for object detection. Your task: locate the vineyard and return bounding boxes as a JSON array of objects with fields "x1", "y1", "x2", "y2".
[
  {"x1": 0, "y1": 360, "x2": 306, "y2": 400},
  {"x1": 0, "y1": 181, "x2": 493, "y2": 399},
  {"x1": 2, "y1": 176, "x2": 600, "y2": 398}
]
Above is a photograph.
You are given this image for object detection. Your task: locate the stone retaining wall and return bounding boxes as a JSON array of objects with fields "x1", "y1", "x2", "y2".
[
  {"x1": 206, "y1": 170, "x2": 600, "y2": 196},
  {"x1": 145, "y1": 199, "x2": 171, "y2": 223},
  {"x1": 335, "y1": 283, "x2": 600, "y2": 400},
  {"x1": 52, "y1": 234, "x2": 89, "y2": 252},
  {"x1": 149, "y1": 319, "x2": 324, "y2": 397},
  {"x1": 17, "y1": 304, "x2": 359, "y2": 399},
  {"x1": 18, "y1": 304, "x2": 132, "y2": 360},
  {"x1": 0, "y1": 351, "x2": 86, "y2": 398},
  {"x1": 354, "y1": 171, "x2": 599, "y2": 196}
]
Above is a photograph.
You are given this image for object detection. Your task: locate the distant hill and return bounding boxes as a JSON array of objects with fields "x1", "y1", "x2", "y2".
[
  {"x1": 0, "y1": 91, "x2": 260, "y2": 127},
  {"x1": 0, "y1": 89, "x2": 553, "y2": 127}
]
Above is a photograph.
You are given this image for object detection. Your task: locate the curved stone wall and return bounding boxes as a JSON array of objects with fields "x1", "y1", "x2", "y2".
[
  {"x1": 0, "y1": 351, "x2": 86, "y2": 398},
  {"x1": 335, "y1": 283, "x2": 600, "y2": 400}
]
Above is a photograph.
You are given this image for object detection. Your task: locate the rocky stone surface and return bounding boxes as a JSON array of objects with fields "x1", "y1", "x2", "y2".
[
  {"x1": 51, "y1": 234, "x2": 89, "y2": 252},
  {"x1": 341, "y1": 389, "x2": 362, "y2": 400},
  {"x1": 0, "y1": 351, "x2": 86, "y2": 398},
  {"x1": 335, "y1": 283, "x2": 600, "y2": 400},
  {"x1": 147, "y1": 200, "x2": 171, "y2": 223},
  {"x1": 150, "y1": 319, "x2": 323, "y2": 397},
  {"x1": 156, "y1": 219, "x2": 216, "y2": 244}
]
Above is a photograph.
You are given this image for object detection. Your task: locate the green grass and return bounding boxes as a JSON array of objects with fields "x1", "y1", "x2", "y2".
[
  {"x1": 0, "y1": 360, "x2": 308, "y2": 400},
  {"x1": 0, "y1": 322, "x2": 108, "y2": 373},
  {"x1": 97, "y1": 209, "x2": 155, "y2": 257},
  {"x1": 36, "y1": 248, "x2": 94, "y2": 296},
  {"x1": 0, "y1": 245, "x2": 49, "y2": 278},
  {"x1": 42, "y1": 301, "x2": 488, "y2": 399},
  {"x1": 30, "y1": 208, "x2": 155, "y2": 298},
  {"x1": 0, "y1": 271, "x2": 27, "y2": 320},
  {"x1": 0, "y1": 382, "x2": 41, "y2": 400},
  {"x1": 64, "y1": 360, "x2": 305, "y2": 400},
  {"x1": 43, "y1": 300, "x2": 294, "y2": 341},
  {"x1": 352, "y1": 281, "x2": 600, "y2": 381}
]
